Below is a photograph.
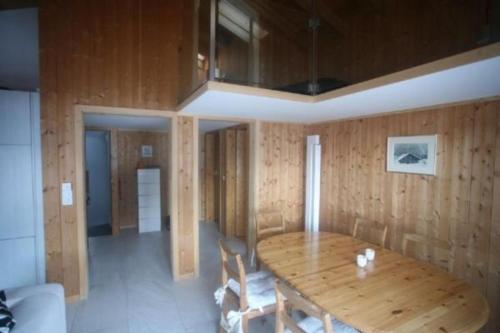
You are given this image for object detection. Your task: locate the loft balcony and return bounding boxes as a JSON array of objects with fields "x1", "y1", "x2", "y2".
[{"x1": 178, "y1": 0, "x2": 500, "y2": 122}]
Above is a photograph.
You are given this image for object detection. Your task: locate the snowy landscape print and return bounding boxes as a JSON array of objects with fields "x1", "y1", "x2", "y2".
[
  {"x1": 393, "y1": 143, "x2": 428, "y2": 166},
  {"x1": 387, "y1": 135, "x2": 437, "y2": 175}
]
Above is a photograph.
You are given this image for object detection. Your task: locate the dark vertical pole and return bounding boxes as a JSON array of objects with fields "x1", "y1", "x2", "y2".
[
  {"x1": 209, "y1": 0, "x2": 217, "y2": 81},
  {"x1": 309, "y1": 0, "x2": 319, "y2": 95},
  {"x1": 248, "y1": 18, "x2": 254, "y2": 85}
]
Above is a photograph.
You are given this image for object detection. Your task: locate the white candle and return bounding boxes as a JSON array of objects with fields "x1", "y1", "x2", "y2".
[
  {"x1": 365, "y1": 248, "x2": 375, "y2": 261},
  {"x1": 357, "y1": 254, "x2": 368, "y2": 268}
]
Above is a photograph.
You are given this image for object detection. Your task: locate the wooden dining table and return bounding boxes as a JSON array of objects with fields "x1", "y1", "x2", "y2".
[{"x1": 257, "y1": 232, "x2": 489, "y2": 333}]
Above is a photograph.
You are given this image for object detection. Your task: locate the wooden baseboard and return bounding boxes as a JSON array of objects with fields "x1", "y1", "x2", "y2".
[
  {"x1": 119, "y1": 224, "x2": 137, "y2": 230},
  {"x1": 176, "y1": 272, "x2": 196, "y2": 281},
  {"x1": 65, "y1": 294, "x2": 81, "y2": 303}
]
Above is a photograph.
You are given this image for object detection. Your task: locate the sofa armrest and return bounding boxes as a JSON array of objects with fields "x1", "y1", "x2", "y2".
[
  {"x1": 5, "y1": 284, "x2": 67, "y2": 333},
  {"x1": 6, "y1": 283, "x2": 65, "y2": 308}
]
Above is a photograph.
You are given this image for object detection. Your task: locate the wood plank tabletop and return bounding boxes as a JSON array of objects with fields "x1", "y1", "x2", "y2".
[{"x1": 256, "y1": 232, "x2": 489, "y2": 333}]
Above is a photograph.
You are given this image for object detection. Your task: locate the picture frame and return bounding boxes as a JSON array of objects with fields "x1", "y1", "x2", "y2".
[
  {"x1": 387, "y1": 135, "x2": 437, "y2": 175},
  {"x1": 141, "y1": 145, "x2": 153, "y2": 158}
]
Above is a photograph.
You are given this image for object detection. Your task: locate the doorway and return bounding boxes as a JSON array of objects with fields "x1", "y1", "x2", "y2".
[
  {"x1": 85, "y1": 130, "x2": 112, "y2": 237},
  {"x1": 74, "y1": 106, "x2": 176, "y2": 299},
  {"x1": 199, "y1": 119, "x2": 250, "y2": 257},
  {"x1": 83, "y1": 114, "x2": 171, "y2": 238}
]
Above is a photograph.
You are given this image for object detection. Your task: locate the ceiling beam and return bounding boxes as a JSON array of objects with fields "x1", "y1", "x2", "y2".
[{"x1": 0, "y1": 0, "x2": 37, "y2": 10}]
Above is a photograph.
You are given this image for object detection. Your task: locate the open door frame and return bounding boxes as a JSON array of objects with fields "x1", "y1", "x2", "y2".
[
  {"x1": 195, "y1": 116, "x2": 260, "y2": 261},
  {"x1": 74, "y1": 105, "x2": 178, "y2": 299},
  {"x1": 74, "y1": 105, "x2": 260, "y2": 299}
]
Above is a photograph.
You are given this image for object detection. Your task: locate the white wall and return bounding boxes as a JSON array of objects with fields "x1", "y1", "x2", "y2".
[
  {"x1": 0, "y1": 90, "x2": 44, "y2": 289},
  {"x1": 0, "y1": 8, "x2": 39, "y2": 91}
]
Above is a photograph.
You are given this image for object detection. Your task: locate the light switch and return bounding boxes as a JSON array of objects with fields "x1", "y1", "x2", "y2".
[{"x1": 61, "y1": 182, "x2": 73, "y2": 206}]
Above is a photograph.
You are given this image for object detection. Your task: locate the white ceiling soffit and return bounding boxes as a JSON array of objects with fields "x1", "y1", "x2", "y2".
[
  {"x1": 179, "y1": 43, "x2": 500, "y2": 124},
  {"x1": 199, "y1": 120, "x2": 241, "y2": 133},
  {"x1": 84, "y1": 114, "x2": 170, "y2": 131}
]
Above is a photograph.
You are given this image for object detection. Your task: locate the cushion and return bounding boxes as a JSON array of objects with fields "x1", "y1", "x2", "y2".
[
  {"x1": 0, "y1": 290, "x2": 16, "y2": 333},
  {"x1": 227, "y1": 273, "x2": 276, "y2": 309},
  {"x1": 246, "y1": 270, "x2": 272, "y2": 282},
  {"x1": 285, "y1": 316, "x2": 359, "y2": 333}
]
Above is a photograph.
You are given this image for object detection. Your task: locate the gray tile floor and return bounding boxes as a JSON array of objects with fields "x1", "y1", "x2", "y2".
[{"x1": 66, "y1": 222, "x2": 275, "y2": 333}]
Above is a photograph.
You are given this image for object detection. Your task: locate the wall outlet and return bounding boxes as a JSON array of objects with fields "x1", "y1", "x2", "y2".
[{"x1": 61, "y1": 182, "x2": 73, "y2": 206}]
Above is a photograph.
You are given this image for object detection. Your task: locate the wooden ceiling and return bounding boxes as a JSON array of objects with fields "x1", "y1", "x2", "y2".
[
  {"x1": 244, "y1": 0, "x2": 344, "y2": 39},
  {"x1": 0, "y1": 0, "x2": 37, "y2": 10},
  {"x1": 244, "y1": 0, "x2": 310, "y2": 49},
  {"x1": 242, "y1": 0, "x2": 492, "y2": 42}
]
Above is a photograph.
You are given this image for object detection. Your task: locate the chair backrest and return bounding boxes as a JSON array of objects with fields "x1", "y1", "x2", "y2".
[
  {"x1": 352, "y1": 217, "x2": 388, "y2": 247},
  {"x1": 256, "y1": 208, "x2": 285, "y2": 241},
  {"x1": 218, "y1": 239, "x2": 248, "y2": 309},
  {"x1": 402, "y1": 233, "x2": 450, "y2": 270},
  {"x1": 275, "y1": 280, "x2": 333, "y2": 333}
]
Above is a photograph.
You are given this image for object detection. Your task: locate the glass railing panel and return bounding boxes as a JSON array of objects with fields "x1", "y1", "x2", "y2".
[
  {"x1": 215, "y1": 0, "x2": 312, "y2": 94},
  {"x1": 197, "y1": 0, "x2": 211, "y2": 87}
]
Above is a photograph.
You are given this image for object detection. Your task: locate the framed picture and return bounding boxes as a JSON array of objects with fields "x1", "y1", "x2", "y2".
[
  {"x1": 141, "y1": 145, "x2": 153, "y2": 158},
  {"x1": 387, "y1": 135, "x2": 437, "y2": 175}
]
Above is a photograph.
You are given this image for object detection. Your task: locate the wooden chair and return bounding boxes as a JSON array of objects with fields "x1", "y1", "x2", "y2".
[
  {"x1": 218, "y1": 240, "x2": 276, "y2": 333},
  {"x1": 256, "y1": 208, "x2": 285, "y2": 242},
  {"x1": 255, "y1": 208, "x2": 285, "y2": 270},
  {"x1": 275, "y1": 280, "x2": 359, "y2": 333},
  {"x1": 402, "y1": 233, "x2": 450, "y2": 270},
  {"x1": 352, "y1": 217, "x2": 388, "y2": 247}
]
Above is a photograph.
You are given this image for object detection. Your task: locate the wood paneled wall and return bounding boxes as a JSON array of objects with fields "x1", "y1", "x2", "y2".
[
  {"x1": 116, "y1": 130, "x2": 169, "y2": 229},
  {"x1": 235, "y1": 129, "x2": 248, "y2": 237},
  {"x1": 175, "y1": 117, "x2": 197, "y2": 278},
  {"x1": 307, "y1": 100, "x2": 500, "y2": 332},
  {"x1": 38, "y1": 0, "x2": 498, "y2": 306},
  {"x1": 224, "y1": 130, "x2": 237, "y2": 236},
  {"x1": 318, "y1": 0, "x2": 491, "y2": 84},
  {"x1": 110, "y1": 130, "x2": 120, "y2": 235},
  {"x1": 218, "y1": 132, "x2": 226, "y2": 232},
  {"x1": 199, "y1": 135, "x2": 206, "y2": 221},
  {"x1": 246, "y1": 0, "x2": 309, "y2": 89},
  {"x1": 217, "y1": 29, "x2": 250, "y2": 84},
  {"x1": 204, "y1": 133, "x2": 216, "y2": 222},
  {"x1": 258, "y1": 123, "x2": 306, "y2": 232},
  {"x1": 178, "y1": 0, "x2": 198, "y2": 102},
  {"x1": 258, "y1": 22, "x2": 309, "y2": 89},
  {"x1": 40, "y1": 0, "x2": 184, "y2": 297}
]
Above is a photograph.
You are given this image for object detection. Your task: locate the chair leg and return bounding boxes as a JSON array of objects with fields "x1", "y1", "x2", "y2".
[
  {"x1": 219, "y1": 297, "x2": 228, "y2": 333},
  {"x1": 241, "y1": 314, "x2": 249, "y2": 333},
  {"x1": 275, "y1": 313, "x2": 284, "y2": 333}
]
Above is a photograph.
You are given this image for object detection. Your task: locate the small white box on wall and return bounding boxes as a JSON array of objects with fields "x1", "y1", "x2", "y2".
[
  {"x1": 61, "y1": 182, "x2": 73, "y2": 206},
  {"x1": 141, "y1": 145, "x2": 153, "y2": 158}
]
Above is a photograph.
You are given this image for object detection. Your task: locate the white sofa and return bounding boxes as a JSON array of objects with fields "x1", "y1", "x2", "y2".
[{"x1": 4, "y1": 284, "x2": 66, "y2": 333}]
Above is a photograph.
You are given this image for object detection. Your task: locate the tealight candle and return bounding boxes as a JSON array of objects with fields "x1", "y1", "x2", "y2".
[
  {"x1": 365, "y1": 248, "x2": 375, "y2": 261},
  {"x1": 357, "y1": 254, "x2": 368, "y2": 268}
]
